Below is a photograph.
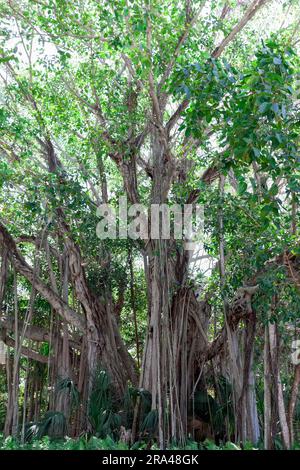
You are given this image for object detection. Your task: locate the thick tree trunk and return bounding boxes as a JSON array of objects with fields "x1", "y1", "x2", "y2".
[
  {"x1": 141, "y1": 246, "x2": 178, "y2": 446},
  {"x1": 141, "y1": 241, "x2": 210, "y2": 446},
  {"x1": 268, "y1": 322, "x2": 291, "y2": 449},
  {"x1": 237, "y1": 314, "x2": 260, "y2": 444},
  {"x1": 56, "y1": 215, "x2": 137, "y2": 398},
  {"x1": 224, "y1": 320, "x2": 260, "y2": 444}
]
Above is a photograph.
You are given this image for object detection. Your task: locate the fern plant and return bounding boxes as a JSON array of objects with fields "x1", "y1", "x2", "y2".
[{"x1": 24, "y1": 411, "x2": 67, "y2": 442}]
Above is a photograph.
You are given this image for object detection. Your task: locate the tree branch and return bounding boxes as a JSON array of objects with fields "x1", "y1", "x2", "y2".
[
  {"x1": 212, "y1": 0, "x2": 271, "y2": 59},
  {"x1": 2, "y1": 335, "x2": 51, "y2": 364},
  {"x1": 0, "y1": 221, "x2": 85, "y2": 331}
]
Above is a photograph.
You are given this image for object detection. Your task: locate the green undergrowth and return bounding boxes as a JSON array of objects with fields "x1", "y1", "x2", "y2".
[
  {"x1": 1, "y1": 434, "x2": 300, "y2": 450},
  {"x1": 0, "y1": 435, "x2": 257, "y2": 450}
]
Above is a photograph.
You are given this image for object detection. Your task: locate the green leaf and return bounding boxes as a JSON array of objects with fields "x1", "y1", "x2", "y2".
[
  {"x1": 237, "y1": 180, "x2": 247, "y2": 195},
  {"x1": 269, "y1": 184, "x2": 278, "y2": 196},
  {"x1": 258, "y1": 102, "x2": 269, "y2": 113}
]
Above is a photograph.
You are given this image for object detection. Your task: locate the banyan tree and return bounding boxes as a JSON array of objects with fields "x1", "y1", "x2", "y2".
[{"x1": 0, "y1": 0, "x2": 300, "y2": 449}]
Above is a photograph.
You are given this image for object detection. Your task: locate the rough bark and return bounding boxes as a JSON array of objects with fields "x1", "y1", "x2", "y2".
[
  {"x1": 288, "y1": 364, "x2": 300, "y2": 446},
  {"x1": 269, "y1": 322, "x2": 291, "y2": 449},
  {"x1": 264, "y1": 325, "x2": 273, "y2": 449}
]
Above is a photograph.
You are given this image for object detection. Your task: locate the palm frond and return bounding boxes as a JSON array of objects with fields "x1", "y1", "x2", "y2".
[
  {"x1": 88, "y1": 369, "x2": 121, "y2": 438},
  {"x1": 55, "y1": 377, "x2": 80, "y2": 409}
]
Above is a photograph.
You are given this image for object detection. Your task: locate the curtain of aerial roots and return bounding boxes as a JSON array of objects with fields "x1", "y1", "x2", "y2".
[
  {"x1": 168, "y1": 286, "x2": 211, "y2": 444},
  {"x1": 3, "y1": 242, "x2": 50, "y2": 436},
  {"x1": 218, "y1": 175, "x2": 259, "y2": 444},
  {"x1": 264, "y1": 320, "x2": 291, "y2": 449},
  {"x1": 140, "y1": 240, "x2": 172, "y2": 447},
  {"x1": 4, "y1": 267, "x2": 20, "y2": 436},
  {"x1": 236, "y1": 323, "x2": 259, "y2": 443},
  {"x1": 262, "y1": 294, "x2": 300, "y2": 450},
  {"x1": 141, "y1": 237, "x2": 211, "y2": 447},
  {"x1": 0, "y1": 247, "x2": 9, "y2": 433},
  {"x1": 46, "y1": 240, "x2": 71, "y2": 421},
  {"x1": 228, "y1": 300, "x2": 260, "y2": 444}
]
